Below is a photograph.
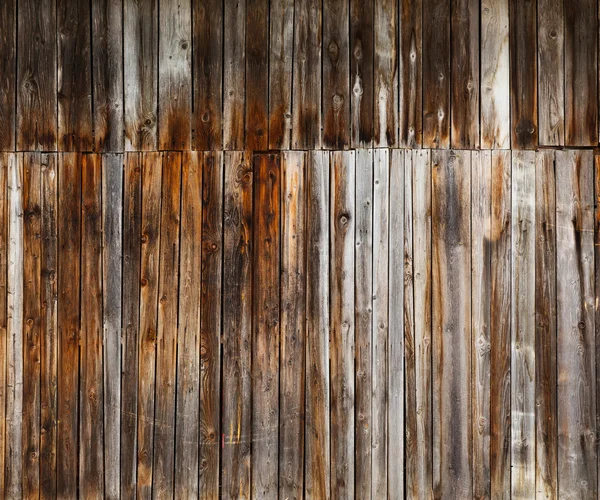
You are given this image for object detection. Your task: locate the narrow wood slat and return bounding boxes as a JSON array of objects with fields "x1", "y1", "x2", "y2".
[
  {"x1": 595, "y1": 154, "x2": 600, "y2": 500},
  {"x1": 330, "y1": 150, "x2": 355, "y2": 497},
  {"x1": 556, "y1": 150, "x2": 597, "y2": 498},
  {"x1": 304, "y1": 151, "x2": 330, "y2": 499},
  {"x1": 17, "y1": 0, "x2": 57, "y2": 151},
  {"x1": 511, "y1": 150, "x2": 536, "y2": 497},
  {"x1": 279, "y1": 151, "x2": 306, "y2": 499},
  {"x1": 158, "y1": 0, "x2": 192, "y2": 149},
  {"x1": 0, "y1": 156, "x2": 8, "y2": 498},
  {"x1": 252, "y1": 153, "x2": 280, "y2": 499},
  {"x1": 221, "y1": 151, "x2": 252, "y2": 499},
  {"x1": 0, "y1": 0, "x2": 15, "y2": 150}
]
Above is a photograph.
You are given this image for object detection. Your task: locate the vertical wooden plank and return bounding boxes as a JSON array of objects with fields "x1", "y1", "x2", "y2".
[
  {"x1": 152, "y1": 152, "x2": 181, "y2": 497},
  {"x1": 245, "y1": 0, "x2": 269, "y2": 150},
  {"x1": 22, "y1": 154, "x2": 41, "y2": 499},
  {"x1": 330, "y1": 150, "x2": 355, "y2": 498},
  {"x1": 399, "y1": 0, "x2": 422, "y2": 147},
  {"x1": 136, "y1": 152, "x2": 162, "y2": 499},
  {"x1": 175, "y1": 151, "x2": 202, "y2": 498},
  {"x1": 124, "y1": 0, "x2": 158, "y2": 151},
  {"x1": 480, "y1": 0, "x2": 510, "y2": 149},
  {"x1": 471, "y1": 151, "x2": 491, "y2": 499},
  {"x1": 0, "y1": 156, "x2": 8, "y2": 498},
  {"x1": 56, "y1": 153, "x2": 80, "y2": 499},
  {"x1": 535, "y1": 150, "x2": 558, "y2": 499},
  {"x1": 432, "y1": 150, "x2": 472, "y2": 498},
  {"x1": 199, "y1": 151, "x2": 223, "y2": 499},
  {"x1": 537, "y1": 0, "x2": 564, "y2": 146},
  {"x1": 252, "y1": 153, "x2": 280, "y2": 499},
  {"x1": 158, "y1": 0, "x2": 192, "y2": 150},
  {"x1": 279, "y1": 151, "x2": 306, "y2": 499},
  {"x1": 388, "y1": 149, "x2": 404, "y2": 499},
  {"x1": 374, "y1": 0, "x2": 398, "y2": 147},
  {"x1": 354, "y1": 149, "x2": 372, "y2": 500},
  {"x1": 292, "y1": 0, "x2": 322, "y2": 149},
  {"x1": 121, "y1": 153, "x2": 142, "y2": 499},
  {"x1": 451, "y1": 0, "x2": 479, "y2": 148},
  {"x1": 564, "y1": 0, "x2": 598, "y2": 145},
  {"x1": 595, "y1": 154, "x2": 600, "y2": 500},
  {"x1": 350, "y1": 0, "x2": 374, "y2": 147},
  {"x1": 323, "y1": 0, "x2": 350, "y2": 149},
  {"x1": 223, "y1": 0, "x2": 246, "y2": 150},
  {"x1": 17, "y1": 0, "x2": 57, "y2": 151},
  {"x1": 92, "y1": 0, "x2": 124, "y2": 152},
  {"x1": 489, "y1": 150, "x2": 511, "y2": 497},
  {"x1": 511, "y1": 150, "x2": 536, "y2": 498},
  {"x1": 193, "y1": 0, "x2": 223, "y2": 150},
  {"x1": 422, "y1": 0, "x2": 450, "y2": 148},
  {"x1": 40, "y1": 153, "x2": 58, "y2": 500},
  {"x1": 102, "y1": 153, "x2": 122, "y2": 499},
  {"x1": 304, "y1": 151, "x2": 330, "y2": 499},
  {"x1": 79, "y1": 154, "x2": 104, "y2": 498},
  {"x1": 556, "y1": 150, "x2": 597, "y2": 498},
  {"x1": 509, "y1": 0, "x2": 537, "y2": 149},
  {"x1": 57, "y1": 0, "x2": 93, "y2": 151},
  {"x1": 268, "y1": 0, "x2": 294, "y2": 149},
  {"x1": 0, "y1": 0, "x2": 15, "y2": 150},
  {"x1": 221, "y1": 151, "x2": 252, "y2": 499}
]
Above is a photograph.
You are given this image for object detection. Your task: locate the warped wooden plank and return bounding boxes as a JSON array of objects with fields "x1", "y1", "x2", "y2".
[
  {"x1": 399, "y1": 0, "x2": 422, "y2": 147},
  {"x1": 193, "y1": 0, "x2": 222, "y2": 150},
  {"x1": 292, "y1": 0, "x2": 322, "y2": 149},
  {"x1": 199, "y1": 151, "x2": 223, "y2": 499},
  {"x1": 354, "y1": 148, "x2": 372, "y2": 500},
  {"x1": 221, "y1": 151, "x2": 252, "y2": 499},
  {"x1": 481, "y1": 0, "x2": 510, "y2": 149},
  {"x1": 92, "y1": 0, "x2": 123, "y2": 151},
  {"x1": 323, "y1": 0, "x2": 350, "y2": 149},
  {"x1": 102, "y1": 153, "x2": 122, "y2": 499},
  {"x1": 223, "y1": 0, "x2": 246, "y2": 150},
  {"x1": 490, "y1": 149, "x2": 511, "y2": 497},
  {"x1": 252, "y1": 153, "x2": 280, "y2": 499},
  {"x1": 556, "y1": 150, "x2": 597, "y2": 498},
  {"x1": 17, "y1": 0, "x2": 57, "y2": 151},
  {"x1": 0, "y1": 156, "x2": 8, "y2": 498},
  {"x1": 537, "y1": 0, "x2": 564, "y2": 146},
  {"x1": 245, "y1": 0, "x2": 269, "y2": 150},
  {"x1": 124, "y1": 0, "x2": 158, "y2": 150},
  {"x1": 304, "y1": 151, "x2": 330, "y2": 498},
  {"x1": 0, "y1": 0, "x2": 15, "y2": 150},
  {"x1": 374, "y1": 0, "x2": 397, "y2": 147},
  {"x1": 268, "y1": 0, "x2": 294, "y2": 149},
  {"x1": 534, "y1": 150, "x2": 558, "y2": 498},
  {"x1": 564, "y1": 0, "x2": 598, "y2": 146},
  {"x1": 511, "y1": 150, "x2": 536, "y2": 497},
  {"x1": 422, "y1": 0, "x2": 450, "y2": 148},
  {"x1": 158, "y1": 0, "x2": 191, "y2": 149},
  {"x1": 79, "y1": 154, "x2": 104, "y2": 497},
  {"x1": 330, "y1": 150, "x2": 355, "y2": 497},
  {"x1": 57, "y1": 0, "x2": 93, "y2": 151},
  {"x1": 510, "y1": 0, "x2": 537, "y2": 149},
  {"x1": 56, "y1": 153, "x2": 80, "y2": 498},
  {"x1": 350, "y1": 0, "x2": 374, "y2": 147},
  {"x1": 279, "y1": 151, "x2": 306, "y2": 499},
  {"x1": 451, "y1": 0, "x2": 479, "y2": 148}
]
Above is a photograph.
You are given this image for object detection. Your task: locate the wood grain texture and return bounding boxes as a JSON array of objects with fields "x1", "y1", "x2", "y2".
[
  {"x1": 0, "y1": 157, "x2": 8, "y2": 498},
  {"x1": 0, "y1": 0, "x2": 15, "y2": 151}
]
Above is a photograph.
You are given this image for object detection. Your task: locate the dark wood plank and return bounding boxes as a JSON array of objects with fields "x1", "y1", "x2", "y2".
[
  {"x1": 564, "y1": 0, "x2": 598, "y2": 145},
  {"x1": 304, "y1": 150, "x2": 330, "y2": 499},
  {"x1": 350, "y1": 0, "x2": 373, "y2": 147},
  {"x1": 509, "y1": 0, "x2": 537, "y2": 149},
  {"x1": 221, "y1": 151, "x2": 252, "y2": 499},
  {"x1": 595, "y1": 154, "x2": 600, "y2": 500},
  {"x1": 17, "y1": 0, "x2": 57, "y2": 151},
  {"x1": 57, "y1": 0, "x2": 93, "y2": 151},
  {"x1": 322, "y1": 0, "x2": 350, "y2": 148},
  {"x1": 158, "y1": 0, "x2": 192, "y2": 149},
  {"x1": 92, "y1": 0, "x2": 124, "y2": 152},
  {"x1": 0, "y1": 0, "x2": 15, "y2": 150},
  {"x1": 0, "y1": 156, "x2": 8, "y2": 498},
  {"x1": 292, "y1": 0, "x2": 322, "y2": 149},
  {"x1": 199, "y1": 151, "x2": 223, "y2": 499},
  {"x1": 422, "y1": 0, "x2": 450, "y2": 148}
]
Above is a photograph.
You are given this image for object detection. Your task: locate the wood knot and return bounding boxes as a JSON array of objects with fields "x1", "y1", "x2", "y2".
[{"x1": 328, "y1": 41, "x2": 339, "y2": 61}]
